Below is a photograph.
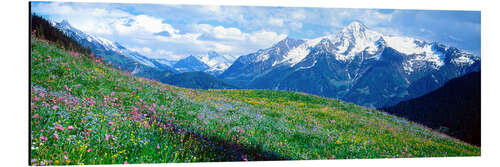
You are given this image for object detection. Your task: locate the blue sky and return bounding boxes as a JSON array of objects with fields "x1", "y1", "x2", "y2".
[{"x1": 31, "y1": 1, "x2": 480, "y2": 60}]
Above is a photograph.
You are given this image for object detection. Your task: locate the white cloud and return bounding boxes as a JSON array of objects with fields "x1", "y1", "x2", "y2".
[
  {"x1": 129, "y1": 47, "x2": 152, "y2": 54},
  {"x1": 359, "y1": 10, "x2": 393, "y2": 27},
  {"x1": 249, "y1": 30, "x2": 287, "y2": 46},
  {"x1": 373, "y1": 27, "x2": 403, "y2": 36},
  {"x1": 156, "y1": 23, "x2": 286, "y2": 57},
  {"x1": 211, "y1": 26, "x2": 246, "y2": 40},
  {"x1": 289, "y1": 22, "x2": 303, "y2": 30},
  {"x1": 154, "y1": 49, "x2": 185, "y2": 60},
  {"x1": 269, "y1": 18, "x2": 285, "y2": 27},
  {"x1": 291, "y1": 10, "x2": 306, "y2": 20},
  {"x1": 114, "y1": 15, "x2": 179, "y2": 36},
  {"x1": 32, "y1": 2, "x2": 131, "y2": 36}
]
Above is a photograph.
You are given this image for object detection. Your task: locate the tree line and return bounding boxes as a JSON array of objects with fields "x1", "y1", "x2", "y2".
[{"x1": 31, "y1": 14, "x2": 92, "y2": 55}]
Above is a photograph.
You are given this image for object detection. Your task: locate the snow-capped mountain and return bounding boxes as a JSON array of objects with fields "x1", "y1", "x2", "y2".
[
  {"x1": 163, "y1": 51, "x2": 237, "y2": 76},
  {"x1": 198, "y1": 51, "x2": 236, "y2": 76},
  {"x1": 220, "y1": 21, "x2": 480, "y2": 107},
  {"x1": 51, "y1": 19, "x2": 240, "y2": 89},
  {"x1": 172, "y1": 55, "x2": 210, "y2": 73},
  {"x1": 53, "y1": 20, "x2": 177, "y2": 74}
]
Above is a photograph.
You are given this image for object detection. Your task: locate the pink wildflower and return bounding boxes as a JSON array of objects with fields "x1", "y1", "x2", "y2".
[
  {"x1": 87, "y1": 148, "x2": 92, "y2": 152},
  {"x1": 33, "y1": 113, "x2": 39, "y2": 119},
  {"x1": 53, "y1": 133, "x2": 59, "y2": 140},
  {"x1": 52, "y1": 105, "x2": 58, "y2": 110},
  {"x1": 55, "y1": 125, "x2": 64, "y2": 131},
  {"x1": 67, "y1": 126, "x2": 74, "y2": 130},
  {"x1": 105, "y1": 134, "x2": 111, "y2": 141},
  {"x1": 124, "y1": 161, "x2": 128, "y2": 164},
  {"x1": 40, "y1": 136, "x2": 47, "y2": 142},
  {"x1": 108, "y1": 121, "x2": 113, "y2": 125},
  {"x1": 157, "y1": 145, "x2": 160, "y2": 149},
  {"x1": 149, "y1": 105, "x2": 155, "y2": 112}
]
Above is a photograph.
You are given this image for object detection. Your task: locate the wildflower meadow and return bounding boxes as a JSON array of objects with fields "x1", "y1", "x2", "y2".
[{"x1": 30, "y1": 37, "x2": 480, "y2": 165}]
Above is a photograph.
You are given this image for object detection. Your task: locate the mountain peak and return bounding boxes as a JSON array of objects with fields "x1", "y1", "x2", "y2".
[
  {"x1": 277, "y1": 36, "x2": 295, "y2": 43},
  {"x1": 273, "y1": 36, "x2": 304, "y2": 50},
  {"x1": 185, "y1": 55, "x2": 198, "y2": 60},
  {"x1": 343, "y1": 21, "x2": 368, "y2": 33}
]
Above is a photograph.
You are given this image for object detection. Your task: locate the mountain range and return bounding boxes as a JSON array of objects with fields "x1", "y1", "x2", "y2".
[
  {"x1": 53, "y1": 19, "x2": 236, "y2": 89},
  {"x1": 53, "y1": 19, "x2": 480, "y2": 109},
  {"x1": 35, "y1": 15, "x2": 481, "y2": 147},
  {"x1": 54, "y1": 20, "x2": 177, "y2": 79},
  {"x1": 220, "y1": 21, "x2": 480, "y2": 108}
]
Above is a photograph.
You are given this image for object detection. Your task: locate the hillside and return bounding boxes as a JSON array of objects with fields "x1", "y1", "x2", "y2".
[
  {"x1": 380, "y1": 72, "x2": 481, "y2": 146},
  {"x1": 30, "y1": 38, "x2": 479, "y2": 165},
  {"x1": 32, "y1": 15, "x2": 241, "y2": 91},
  {"x1": 160, "y1": 71, "x2": 237, "y2": 89}
]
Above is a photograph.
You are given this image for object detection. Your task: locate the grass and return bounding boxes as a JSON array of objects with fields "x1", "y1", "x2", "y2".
[{"x1": 30, "y1": 38, "x2": 480, "y2": 165}]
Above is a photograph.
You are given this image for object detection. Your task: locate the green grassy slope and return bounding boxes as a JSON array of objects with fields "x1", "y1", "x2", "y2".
[
  {"x1": 160, "y1": 71, "x2": 238, "y2": 89},
  {"x1": 30, "y1": 38, "x2": 479, "y2": 166}
]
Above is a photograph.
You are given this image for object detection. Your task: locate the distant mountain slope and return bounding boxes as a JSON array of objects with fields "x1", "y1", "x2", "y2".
[
  {"x1": 52, "y1": 19, "x2": 178, "y2": 80},
  {"x1": 220, "y1": 21, "x2": 480, "y2": 108},
  {"x1": 160, "y1": 71, "x2": 237, "y2": 89},
  {"x1": 173, "y1": 55, "x2": 210, "y2": 73},
  {"x1": 199, "y1": 51, "x2": 235, "y2": 76},
  {"x1": 30, "y1": 15, "x2": 92, "y2": 55},
  {"x1": 46, "y1": 17, "x2": 244, "y2": 89},
  {"x1": 380, "y1": 72, "x2": 481, "y2": 146}
]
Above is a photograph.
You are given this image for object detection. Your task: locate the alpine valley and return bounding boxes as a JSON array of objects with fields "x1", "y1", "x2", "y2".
[
  {"x1": 55, "y1": 19, "x2": 480, "y2": 108},
  {"x1": 30, "y1": 11, "x2": 481, "y2": 165}
]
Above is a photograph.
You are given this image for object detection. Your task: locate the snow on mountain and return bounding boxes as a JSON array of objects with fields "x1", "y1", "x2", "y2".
[
  {"x1": 152, "y1": 58, "x2": 177, "y2": 67},
  {"x1": 327, "y1": 21, "x2": 382, "y2": 59},
  {"x1": 257, "y1": 21, "x2": 458, "y2": 75},
  {"x1": 197, "y1": 51, "x2": 235, "y2": 75},
  {"x1": 295, "y1": 60, "x2": 317, "y2": 71},
  {"x1": 278, "y1": 37, "x2": 323, "y2": 67},
  {"x1": 222, "y1": 20, "x2": 480, "y2": 108},
  {"x1": 452, "y1": 55, "x2": 475, "y2": 66},
  {"x1": 254, "y1": 53, "x2": 270, "y2": 62},
  {"x1": 226, "y1": 20, "x2": 458, "y2": 74},
  {"x1": 55, "y1": 20, "x2": 157, "y2": 68}
]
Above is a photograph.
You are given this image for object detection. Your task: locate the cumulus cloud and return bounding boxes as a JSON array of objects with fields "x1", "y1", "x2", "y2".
[
  {"x1": 195, "y1": 24, "x2": 247, "y2": 41},
  {"x1": 31, "y1": 2, "x2": 131, "y2": 35},
  {"x1": 113, "y1": 15, "x2": 179, "y2": 37},
  {"x1": 155, "y1": 23, "x2": 286, "y2": 58}
]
